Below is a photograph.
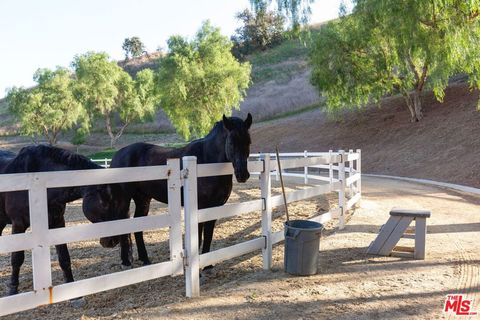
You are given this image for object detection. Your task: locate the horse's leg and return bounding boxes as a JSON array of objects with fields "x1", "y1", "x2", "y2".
[
  {"x1": 198, "y1": 222, "x2": 204, "y2": 251},
  {"x1": 133, "y1": 196, "x2": 151, "y2": 265},
  {"x1": 8, "y1": 223, "x2": 26, "y2": 295},
  {"x1": 201, "y1": 220, "x2": 216, "y2": 254},
  {"x1": 119, "y1": 234, "x2": 132, "y2": 267},
  {"x1": 55, "y1": 244, "x2": 73, "y2": 283},
  {"x1": 113, "y1": 196, "x2": 133, "y2": 267},
  {"x1": 200, "y1": 220, "x2": 216, "y2": 271},
  {"x1": 0, "y1": 220, "x2": 6, "y2": 236},
  {"x1": 50, "y1": 210, "x2": 74, "y2": 284}
]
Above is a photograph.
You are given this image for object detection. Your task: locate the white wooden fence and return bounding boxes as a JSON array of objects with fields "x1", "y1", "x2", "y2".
[{"x1": 0, "y1": 150, "x2": 361, "y2": 316}]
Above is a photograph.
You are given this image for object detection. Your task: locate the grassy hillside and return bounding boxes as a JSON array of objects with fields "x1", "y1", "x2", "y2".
[
  {"x1": 248, "y1": 37, "x2": 310, "y2": 84},
  {"x1": 0, "y1": 32, "x2": 321, "y2": 141}
]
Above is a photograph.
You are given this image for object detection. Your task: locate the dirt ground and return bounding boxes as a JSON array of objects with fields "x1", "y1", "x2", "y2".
[{"x1": 1, "y1": 176, "x2": 479, "y2": 319}]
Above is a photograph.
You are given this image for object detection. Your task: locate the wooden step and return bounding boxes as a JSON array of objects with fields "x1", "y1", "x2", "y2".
[
  {"x1": 368, "y1": 208, "x2": 429, "y2": 260},
  {"x1": 390, "y1": 208, "x2": 431, "y2": 218}
]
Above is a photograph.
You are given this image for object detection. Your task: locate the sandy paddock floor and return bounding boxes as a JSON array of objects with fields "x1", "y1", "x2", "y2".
[{"x1": 1, "y1": 176, "x2": 479, "y2": 319}]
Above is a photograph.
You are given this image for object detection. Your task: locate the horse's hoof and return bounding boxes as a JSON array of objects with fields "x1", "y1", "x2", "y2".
[
  {"x1": 203, "y1": 265, "x2": 214, "y2": 272},
  {"x1": 201, "y1": 265, "x2": 215, "y2": 276},
  {"x1": 70, "y1": 297, "x2": 86, "y2": 308},
  {"x1": 6, "y1": 284, "x2": 18, "y2": 296},
  {"x1": 142, "y1": 259, "x2": 151, "y2": 266},
  {"x1": 121, "y1": 263, "x2": 133, "y2": 270},
  {"x1": 7, "y1": 288, "x2": 18, "y2": 296}
]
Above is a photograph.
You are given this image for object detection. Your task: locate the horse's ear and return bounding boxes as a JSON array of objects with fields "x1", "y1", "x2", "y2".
[
  {"x1": 223, "y1": 115, "x2": 234, "y2": 131},
  {"x1": 244, "y1": 113, "x2": 252, "y2": 129}
]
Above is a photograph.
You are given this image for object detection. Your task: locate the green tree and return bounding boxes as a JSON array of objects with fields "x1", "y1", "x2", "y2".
[
  {"x1": 231, "y1": 8, "x2": 285, "y2": 58},
  {"x1": 122, "y1": 36, "x2": 145, "y2": 60},
  {"x1": 249, "y1": 0, "x2": 314, "y2": 31},
  {"x1": 310, "y1": 0, "x2": 480, "y2": 122},
  {"x1": 6, "y1": 68, "x2": 83, "y2": 145},
  {"x1": 156, "y1": 21, "x2": 251, "y2": 140},
  {"x1": 73, "y1": 52, "x2": 158, "y2": 147}
]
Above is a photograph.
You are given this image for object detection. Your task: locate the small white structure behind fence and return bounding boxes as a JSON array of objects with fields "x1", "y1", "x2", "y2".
[{"x1": 0, "y1": 150, "x2": 361, "y2": 316}]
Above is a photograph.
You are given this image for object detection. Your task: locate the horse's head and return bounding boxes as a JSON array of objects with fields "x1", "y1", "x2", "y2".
[
  {"x1": 82, "y1": 184, "x2": 126, "y2": 248},
  {"x1": 223, "y1": 113, "x2": 252, "y2": 183}
]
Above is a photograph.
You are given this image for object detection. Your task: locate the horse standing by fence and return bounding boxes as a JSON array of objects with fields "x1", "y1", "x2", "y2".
[
  {"x1": 0, "y1": 150, "x2": 16, "y2": 236},
  {"x1": 107, "y1": 114, "x2": 253, "y2": 267},
  {"x1": 0, "y1": 145, "x2": 126, "y2": 295}
]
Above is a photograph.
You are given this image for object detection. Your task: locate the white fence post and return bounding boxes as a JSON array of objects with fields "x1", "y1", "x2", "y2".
[
  {"x1": 183, "y1": 156, "x2": 200, "y2": 297},
  {"x1": 167, "y1": 158, "x2": 183, "y2": 276},
  {"x1": 329, "y1": 150, "x2": 333, "y2": 185},
  {"x1": 304, "y1": 150, "x2": 308, "y2": 184},
  {"x1": 348, "y1": 149, "x2": 354, "y2": 197},
  {"x1": 338, "y1": 150, "x2": 346, "y2": 230},
  {"x1": 356, "y1": 149, "x2": 362, "y2": 200},
  {"x1": 260, "y1": 154, "x2": 272, "y2": 270},
  {"x1": 29, "y1": 177, "x2": 52, "y2": 302}
]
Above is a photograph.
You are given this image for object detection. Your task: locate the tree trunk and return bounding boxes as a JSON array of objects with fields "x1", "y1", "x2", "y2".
[
  {"x1": 105, "y1": 115, "x2": 116, "y2": 149},
  {"x1": 404, "y1": 54, "x2": 427, "y2": 122},
  {"x1": 402, "y1": 90, "x2": 423, "y2": 122},
  {"x1": 411, "y1": 90, "x2": 423, "y2": 122}
]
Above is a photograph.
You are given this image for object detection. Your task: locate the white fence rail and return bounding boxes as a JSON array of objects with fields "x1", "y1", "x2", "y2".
[
  {"x1": 0, "y1": 161, "x2": 184, "y2": 316},
  {"x1": 0, "y1": 150, "x2": 361, "y2": 315}
]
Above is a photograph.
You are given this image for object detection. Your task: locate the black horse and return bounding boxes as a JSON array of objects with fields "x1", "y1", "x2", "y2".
[
  {"x1": 0, "y1": 150, "x2": 16, "y2": 236},
  {"x1": 108, "y1": 114, "x2": 252, "y2": 266},
  {"x1": 0, "y1": 145, "x2": 125, "y2": 295},
  {"x1": 0, "y1": 150, "x2": 15, "y2": 173}
]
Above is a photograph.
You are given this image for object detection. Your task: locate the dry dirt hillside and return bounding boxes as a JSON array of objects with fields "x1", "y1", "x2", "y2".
[{"x1": 251, "y1": 82, "x2": 480, "y2": 188}]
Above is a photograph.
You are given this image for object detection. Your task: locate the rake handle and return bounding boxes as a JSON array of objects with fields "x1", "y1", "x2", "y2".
[{"x1": 275, "y1": 146, "x2": 290, "y2": 223}]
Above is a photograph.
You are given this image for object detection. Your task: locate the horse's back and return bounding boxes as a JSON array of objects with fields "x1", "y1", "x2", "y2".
[
  {"x1": 4, "y1": 144, "x2": 101, "y2": 174},
  {"x1": 111, "y1": 142, "x2": 176, "y2": 168},
  {"x1": 0, "y1": 150, "x2": 15, "y2": 173}
]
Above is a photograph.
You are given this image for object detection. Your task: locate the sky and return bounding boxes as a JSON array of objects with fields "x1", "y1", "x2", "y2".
[{"x1": 0, "y1": 0, "x2": 344, "y2": 98}]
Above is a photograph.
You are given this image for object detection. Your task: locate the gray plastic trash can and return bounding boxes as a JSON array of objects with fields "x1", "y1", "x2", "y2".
[{"x1": 284, "y1": 220, "x2": 323, "y2": 275}]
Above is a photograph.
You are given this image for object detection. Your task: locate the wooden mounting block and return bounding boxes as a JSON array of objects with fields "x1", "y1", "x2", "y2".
[{"x1": 367, "y1": 208, "x2": 431, "y2": 260}]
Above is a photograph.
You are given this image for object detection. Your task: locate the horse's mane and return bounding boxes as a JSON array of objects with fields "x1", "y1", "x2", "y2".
[
  {"x1": 203, "y1": 117, "x2": 247, "y2": 140},
  {"x1": 203, "y1": 121, "x2": 225, "y2": 140},
  {"x1": 5, "y1": 144, "x2": 102, "y2": 173},
  {"x1": 0, "y1": 150, "x2": 15, "y2": 158}
]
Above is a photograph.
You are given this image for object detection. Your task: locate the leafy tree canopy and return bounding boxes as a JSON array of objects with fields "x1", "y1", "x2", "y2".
[
  {"x1": 122, "y1": 36, "x2": 145, "y2": 60},
  {"x1": 6, "y1": 67, "x2": 83, "y2": 145},
  {"x1": 73, "y1": 52, "x2": 158, "y2": 147},
  {"x1": 156, "y1": 21, "x2": 251, "y2": 140},
  {"x1": 310, "y1": 0, "x2": 480, "y2": 122},
  {"x1": 249, "y1": 0, "x2": 314, "y2": 31},
  {"x1": 231, "y1": 8, "x2": 285, "y2": 59}
]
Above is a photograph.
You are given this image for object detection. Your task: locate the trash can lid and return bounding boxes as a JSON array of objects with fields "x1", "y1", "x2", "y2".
[{"x1": 285, "y1": 219, "x2": 323, "y2": 230}]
